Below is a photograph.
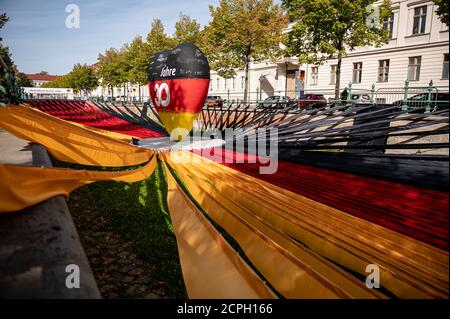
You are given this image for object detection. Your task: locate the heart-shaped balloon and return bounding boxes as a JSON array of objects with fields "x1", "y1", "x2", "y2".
[{"x1": 148, "y1": 43, "x2": 210, "y2": 141}]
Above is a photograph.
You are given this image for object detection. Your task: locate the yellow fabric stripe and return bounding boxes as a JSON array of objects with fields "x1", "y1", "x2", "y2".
[
  {"x1": 163, "y1": 161, "x2": 277, "y2": 299},
  {"x1": 162, "y1": 152, "x2": 385, "y2": 299},
  {"x1": 157, "y1": 111, "x2": 199, "y2": 141},
  {"x1": 0, "y1": 155, "x2": 157, "y2": 213},
  {"x1": 163, "y1": 152, "x2": 448, "y2": 298},
  {"x1": 0, "y1": 105, "x2": 151, "y2": 166}
]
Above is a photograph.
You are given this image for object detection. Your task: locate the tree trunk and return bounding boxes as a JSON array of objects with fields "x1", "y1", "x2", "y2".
[
  {"x1": 138, "y1": 85, "x2": 141, "y2": 103},
  {"x1": 243, "y1": 60, "x2": 250, "y2": 102},
  {"x1": 111, "y1": 86, "x2": 114, "y2": 98},
  {"x1": 335, "y1": 53, "x2": 342, "y2": 100}
]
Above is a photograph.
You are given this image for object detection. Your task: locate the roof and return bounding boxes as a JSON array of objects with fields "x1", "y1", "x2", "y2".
[{"x1": 25, "y1": 73, "x2": 61, "y2": 81}]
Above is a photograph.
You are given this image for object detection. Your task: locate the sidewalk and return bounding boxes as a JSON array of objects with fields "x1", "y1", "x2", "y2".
[{"x1": 0, "y1": 128, "x2": 33, "y2": 165}]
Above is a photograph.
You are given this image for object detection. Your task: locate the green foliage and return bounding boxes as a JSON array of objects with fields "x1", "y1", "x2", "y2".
[
  {"x1": 96, "y1": 48, "x2": 127, "y2": 90},
  {"x1": 126, "y1": 36, "x2": 149, "y2": 85},
  {"x1": 68, "y1": 63, "x2": 99, "y2": 93},
  {"x1": 146, "y1": 19, "x2": 177, "y2": 53},
  {"x1": 433, "y1": 0, "x2": 449, "y2": 26},
  {"x1": 43, "y1": 63, "x2": 98, "y2": 93},
  {"x1": 205, "y1": 0, "x2": 287, "y2": 99},
  {"x1": 0, "y1": 13, "x2": 20, "y2": 104},
  {"x1": 174, "y1": 13, "x2": 202, "y2": 46},
  {"x1": 282, "y1": 0, "x2": 392, "y2": 97},
  {"x1": 16, "y1": 72, "x2": 32, "y2": 87},
  {"x1": 0, "y1": 13, "x2": 9, "y2": 42}
]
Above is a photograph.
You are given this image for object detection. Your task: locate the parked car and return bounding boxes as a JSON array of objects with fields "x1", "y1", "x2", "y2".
[
  {"x1": 349, "y1": 92, "x2": 372, "y2": 105},
  {"x1": 257, "y1": 95, "x2": 293, "y2": 109},
  {"x1": 206, "y1": 95, "x2": 224, "y2": 107},
  {"x1": 330, "y1": 91, "x2": 372, "y2": 108},
  {"x1": 297, "y1": 93, "x2": 327, "y2": 109},
  {"x1": 393, "y1": 92, "x2": 449, "y2": 111}
]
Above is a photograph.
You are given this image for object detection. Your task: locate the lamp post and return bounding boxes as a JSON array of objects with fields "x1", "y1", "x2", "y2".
[{"x1": 284, "y1": 59, "x2": 289, "y2": 97}]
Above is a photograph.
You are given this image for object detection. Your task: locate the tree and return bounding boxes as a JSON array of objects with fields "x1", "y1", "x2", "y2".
[
  {"x1": 205, "y1": 0, "x2": 287, "y2": 101},
  {"x1": 126, "y1": 36, "x2": 150, "y2": 100},
  {"x1": 146, "y1": 19, "x2": 176, "y2": 52},
  {"x1": 43, "y1": 64, "x2": 98, "y2": 93},
  {"x1": 16, "y1": 72, "x2": 32, "y2": 87},
  {"x1": 433, "y1": 0, "x2": 449, "y2": 26},
  {"x1": 67, "y1": 63, "x2": 98, "y2": 93},
  {"x1": 0, "y1": 13, "x2": 9, "y2": 42},
  {"x1": 96, "y1": 48, "x2": 126, "y2": 97},
  {"x1": 283, "y1": 0, "x2": 392, "y2": 99},
  {"x1": 42, "y1": 76, "x2": 69, "y2": 88},
  {"x1": 174, "y1": 13, "x2": 202, "y2": 45},
  {"x1": 0, "y1": 13, "x2": 20, "y2": 104}
]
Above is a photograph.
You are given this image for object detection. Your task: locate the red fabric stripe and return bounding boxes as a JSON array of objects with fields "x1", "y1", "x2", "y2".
[
  {"x1": 198, "y1": 148, "x2": 449, "y2": 251},
  {"x1": 148, "y1": 78, "x2": 209, "y2": 114},
  {"x1": 27, "y1": 100, "x2": 164, "y2": 139}
]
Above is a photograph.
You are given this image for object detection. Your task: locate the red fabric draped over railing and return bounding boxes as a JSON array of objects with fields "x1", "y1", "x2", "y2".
[{"x1": 27, "y1": 99, "x2": 163, "y2": 139}]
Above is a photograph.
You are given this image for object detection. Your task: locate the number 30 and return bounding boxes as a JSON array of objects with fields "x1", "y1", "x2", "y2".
[{"x1": 154, "y1": 83, "x2": 170, "y2": 107}]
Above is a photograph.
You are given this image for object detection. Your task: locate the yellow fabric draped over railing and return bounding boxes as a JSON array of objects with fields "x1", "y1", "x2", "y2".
[
  {"x1": 163, "y1": 161, "x2": 277, "y2": 299},
  {"x1": 0, "y1": 105, "x2": 151, "y2": 167},
  {"x1": 161, "y1": 151, "x2": 449, "y2": 299},
  {"x1": 0, "y1": 155, "x2": 157, "y2": 213},
  {"x1": 0, "y1": 104, "x2": 447, "y2": 298}
]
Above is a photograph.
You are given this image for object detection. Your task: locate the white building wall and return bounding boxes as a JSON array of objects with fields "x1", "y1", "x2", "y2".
[{"x1": 207, "y1": 0, "x2": 449, "y2": 101}]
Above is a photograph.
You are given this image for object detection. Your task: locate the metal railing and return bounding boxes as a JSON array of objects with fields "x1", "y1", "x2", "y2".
[{"x1": 209, "y1": 81, "x2": 449, "y2": 112}]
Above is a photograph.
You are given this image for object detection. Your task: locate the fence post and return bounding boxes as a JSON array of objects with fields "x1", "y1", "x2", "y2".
[
  {"x1": 425, "y1": 80, "x2": 433, "y2": 113},
  {"x1": 347, "y1": 82, "x2": 352, "y2": 104},
  {"x1": 227, "y1": 89, "x2": 230, "y2": 104},
  {"x1": 256, "y1": 87, "x2": 259, "y2": 103},
  {"x1": 370, "y1": 83, "x2": 375, "y2": 104},
  {"x1": 402, "y1": 80, "x2": 409, "y2": 111}
]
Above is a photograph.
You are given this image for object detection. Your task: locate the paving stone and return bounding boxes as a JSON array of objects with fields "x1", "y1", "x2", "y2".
[
  {"x1": 123, "y1": 276, "x2": 135, "y2": 284},
  {"x1": 128, "y1": 268, "x2": 144, "y2": 276}
]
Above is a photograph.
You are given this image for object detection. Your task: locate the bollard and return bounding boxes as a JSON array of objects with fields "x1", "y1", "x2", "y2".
[
  {"x1": 425, "y1": 80, "x2": 433, "y2": 113},
  {"x1": 347, "y1": 82, "x2": 352, "y2": 104},
  {"x1": 370, "y1": 83, "x2": 375, "y2": 104},
  {"x1": 402, "y1": 80, "x2": 409, "y2": 111}
]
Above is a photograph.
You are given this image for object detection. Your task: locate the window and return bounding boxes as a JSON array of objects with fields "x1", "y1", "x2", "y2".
[
  {"x1": 383, "y1": 12, "x2": 394, "y2": 38},
  {"x1": 442, "y1": 54, "x2": 449, "y2": 79},
  {"x1": 232, "y1": 77, "x2": 236, "y2": 89},
  {"x1": 216, "y1": 78, "x2": 220, "y2": 90},
  {"x1": 378, "y1": 59, "x2": 390, "y2": 82},
  {"x1": 413, "y1": 6, "x2": 427, "y2": 34},
  {"x1": 353, "y1": 62, "x2": 363, "y2": 83},
  {"x1": 311, "y1": 66, "x2": 318, "y2": 85},
  {"x1": 241, "y1": 76, "x2": 245, "y2": 89},
  {"x1": 408, "y1": 56, "x2": 421, "y2": 81},
  {"x1": 330, "y1": 65, "x2": 337, "y2": 85}
]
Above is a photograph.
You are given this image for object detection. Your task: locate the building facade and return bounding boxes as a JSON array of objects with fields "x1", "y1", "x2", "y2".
[
  {"x1": 25, "y1": 73, "x2": 61, "y2": 87},
  {"x1": 208, "y1": 0, "x2": 449, "y2": 101}
]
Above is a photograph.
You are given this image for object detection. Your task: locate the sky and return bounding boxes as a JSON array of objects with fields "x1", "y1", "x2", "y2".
[{"x1": 0, "y1": 0, "x2": 222, "y2": 74}]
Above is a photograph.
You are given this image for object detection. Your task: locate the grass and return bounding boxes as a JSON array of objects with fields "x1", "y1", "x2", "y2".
[{"x1": 53, "y1": 158, "x2": 186, "y2": 298}]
